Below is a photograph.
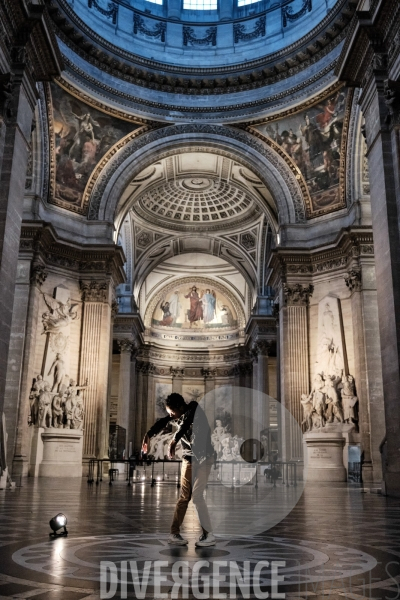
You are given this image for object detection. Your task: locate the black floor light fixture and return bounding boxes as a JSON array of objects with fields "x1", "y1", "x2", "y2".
[{"x1": 49, "y1": 513, "x2": 68, "y2": 537}]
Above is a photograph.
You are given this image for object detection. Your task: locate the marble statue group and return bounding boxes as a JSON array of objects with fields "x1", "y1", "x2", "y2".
[
  {"x1": 301, "y1": 369, "x2": 358, "y2": 432},
  {"x1": 29, "y1": 374, "x2": 88, "y2": 430}
]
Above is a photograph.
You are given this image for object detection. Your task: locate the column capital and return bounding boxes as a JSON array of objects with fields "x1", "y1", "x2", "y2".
[
  {"x1": 118, "y1": 338, "x2": 136, "y2": 355},
  {"x1": 79, "y1": 279, "x2": 109, "y2": 303},
  {"x1": 30, "y1": 263, "x2": 47, "y2": 287},
  {"x1": 344, "y1": 268, "x2": 362, "y2": 293},
  {"x1": 283, "y1": 283, "x2": 313, "y2": 306},
  {"x1": 201, "y1": 367, "x2": 216, "y2": 380},
  {"x1": 170, "y1": 366, "x2": 184, "y2": 379},
  {"x1": 252, "y1": 340, "x2": 272, "y2": 359}
]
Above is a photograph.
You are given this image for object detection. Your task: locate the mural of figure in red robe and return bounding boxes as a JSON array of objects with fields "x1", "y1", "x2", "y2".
[{"x1": 185, "y1": 286, "x2": 203, "y2": 327}]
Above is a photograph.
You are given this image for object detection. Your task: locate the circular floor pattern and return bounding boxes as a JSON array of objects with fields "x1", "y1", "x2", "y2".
[{"x1": 12, "y1": 534, "x2": 377, "y2": 586}]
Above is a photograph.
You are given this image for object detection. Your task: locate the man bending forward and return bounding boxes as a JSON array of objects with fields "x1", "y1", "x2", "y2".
[{"x1": 142, "y1": 393, "x2": 215, "y2": 547}]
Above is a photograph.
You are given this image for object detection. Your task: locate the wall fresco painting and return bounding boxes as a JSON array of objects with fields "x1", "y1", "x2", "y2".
[
  {"x1": 255, "y1": 88, "x2": 349, "y2": 216},
  {"x1": 50, "y1": 83, "x2": 139, "y2": 210},
  {"x1": 152, "y1": 283, "x2": 238, "y2": 330}
]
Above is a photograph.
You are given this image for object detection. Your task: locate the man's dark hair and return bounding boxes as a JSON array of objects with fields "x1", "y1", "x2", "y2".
[{"x1": 165, "y1": 393, "x2": 186, "y2": 410}]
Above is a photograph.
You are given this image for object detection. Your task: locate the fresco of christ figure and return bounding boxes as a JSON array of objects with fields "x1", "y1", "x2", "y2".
[{"x1": 184, "y1": 286, "x2": 203, "y2": 327}]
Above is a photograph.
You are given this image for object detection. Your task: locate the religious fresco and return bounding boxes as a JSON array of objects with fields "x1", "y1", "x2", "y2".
[
  {"x1": 49, "y1": 83, "x2": 139, "y2": 211},
  {"x1": 151, "y1": 283, "x2": 238, "y2": 330},
  {"x1": 254, "y1": 88, "x2": 350, "y2": 216}
]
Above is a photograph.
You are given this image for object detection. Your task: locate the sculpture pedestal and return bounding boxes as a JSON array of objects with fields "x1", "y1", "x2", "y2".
[
  {"x1": 304, "y1": 432, "x2": 346, "y2": 482},
  {"x1": 39, "y1": 429, "x2": 83, "y2": 478}
]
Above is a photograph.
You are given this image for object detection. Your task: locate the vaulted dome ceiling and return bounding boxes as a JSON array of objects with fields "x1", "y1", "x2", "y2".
[{"x1": 48, "y1": 0, "x2": 356, "y2": 121}]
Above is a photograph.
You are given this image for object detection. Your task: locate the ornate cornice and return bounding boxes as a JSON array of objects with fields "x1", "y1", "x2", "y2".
[
  {"x1": 268, "y1": 227, "x2": 374, "y2": 288},
  {"x1": 19, "y1": 221, "x2": 126, "y2": 285}
]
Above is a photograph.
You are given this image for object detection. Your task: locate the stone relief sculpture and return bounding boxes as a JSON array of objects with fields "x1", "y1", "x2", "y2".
[{"x1": 28, "y1": 374, "x2": 89, "y2": 431}]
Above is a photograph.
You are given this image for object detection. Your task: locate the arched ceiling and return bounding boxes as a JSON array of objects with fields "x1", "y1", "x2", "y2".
[
  {"x1": 115, "y1": 151, "x2": 275, "y2": 310},
  {"x1": 122, "y1": 152, "x2": 276, "y2": 233}
]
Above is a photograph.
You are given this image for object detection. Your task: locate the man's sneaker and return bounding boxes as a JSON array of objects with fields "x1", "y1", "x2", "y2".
[
  {"x1": 168, "y1": 533, "x2": 188, "y2": 545},
  {"x1": 195, "y1": 533, "x2": 216, "y2": 547}
]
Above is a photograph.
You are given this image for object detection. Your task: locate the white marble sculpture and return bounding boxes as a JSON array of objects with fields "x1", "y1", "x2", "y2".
[
  {"x1": 301, "y1": 370, "x2": 358, "y2": 432},
  {"x1": 41, "y1": 293, "x2": 79, "y2": 334},
  {"x1": 29, "y1": 375, "x2": 89, "y2": 430}
]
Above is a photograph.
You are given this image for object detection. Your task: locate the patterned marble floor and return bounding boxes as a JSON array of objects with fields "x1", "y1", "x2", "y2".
[{"x1": 0, "y1": 477, "x2": 399, "y2": 600}]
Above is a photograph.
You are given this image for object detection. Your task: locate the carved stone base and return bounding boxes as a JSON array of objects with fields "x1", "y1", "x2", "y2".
[
  {"x1": 304, "y1": 432, "x2": 346, "y2": 482},
  {"x1": 38, "y1": 429, "x2": 83, "y2": 478}
]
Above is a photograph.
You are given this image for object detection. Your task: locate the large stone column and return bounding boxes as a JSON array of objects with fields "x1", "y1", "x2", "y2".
[
  {"x1": 251, "y1": 341, "x2": 271, "y2": 438},
  {"x1": 344, "y1": 263, "x2": 385, "y2": 484},
  {"x1": 79, "y1": 280, "x2": 113, "y2": 459},
  {"x1": 280, "y1": 284, "x2": 313, "y2": 460},
  {"x1": 9, "y1": 263, "x2": 47, "y2": 476},
  {"x1": 337, "y1": 10, "x2": 400, "y2": 495},
  {"x1": 117, "y1": 339, "x2": 135, "y2": 457},
  {"x1": 0, "y1": 2, "x2": 62, "y2": 469}
]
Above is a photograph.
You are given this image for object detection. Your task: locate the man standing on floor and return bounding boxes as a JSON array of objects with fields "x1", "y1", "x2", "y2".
[{"x1": 142, "y1": 393, "x2": 215, "y2": 547}]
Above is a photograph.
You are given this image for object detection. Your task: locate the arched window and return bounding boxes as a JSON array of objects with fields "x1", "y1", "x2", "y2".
[
  {"x1": 183, "y1": 0, "x2": 218, "y2": 9},
  {"x1": 238, "y1": 0, "x2": 262, "y2": 5}
]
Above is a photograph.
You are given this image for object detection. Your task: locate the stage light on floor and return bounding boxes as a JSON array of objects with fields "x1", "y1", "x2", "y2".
[{"x1": 49, "y1": 513, "x2": 68, "y2": 537}]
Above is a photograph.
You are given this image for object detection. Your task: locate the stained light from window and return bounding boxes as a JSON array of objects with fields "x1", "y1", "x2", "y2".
[
  {"x1": 183, "y1": 0, "x2": 218, "y2": 9},
  {"x1": 238, "y1": 0, "x2": 261, "y2": 5},
  {"x1": 146, "y1": 0, "x2": 163, "y2": 4}
]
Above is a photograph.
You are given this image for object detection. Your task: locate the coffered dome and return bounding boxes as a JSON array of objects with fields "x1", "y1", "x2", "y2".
[{"x1": 138, "y1": 177, "x2": 251, "y2": 224}]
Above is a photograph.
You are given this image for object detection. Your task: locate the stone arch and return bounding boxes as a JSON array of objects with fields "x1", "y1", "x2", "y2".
[
  {"x1": 87, "y1": 124, "x2": 307, "y2": 226},
  {"x1": 133, "y1": 233, "x2": 258, "y2": 301}
]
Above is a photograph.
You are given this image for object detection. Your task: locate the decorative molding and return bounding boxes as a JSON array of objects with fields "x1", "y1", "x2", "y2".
[
  {"x1": 88, "y1": 0, "x2": 118, "y2": 25},
  {"x1": 80, "y1": 279, "x2": 109, "y2": 302},
  {"x1": 234, "y1": 16, "x2": 266, "y2": 44},
  {"x1": 63, "y1": 53, "x2": 339, "y2": 117},
  {"x1": 183, "y1": 26, "x2": 217, "y2": 47},
  {"x1": 283, "y1": 283, "x2": 314, "y2": 306},
  {"x1": 133, "y1": 12, "x2": 166, "y2": 43},
  {"x1": 282, "y1": 0, "x2": 312, "y2": 28},
  {"x1": 344, "y1": 268, "x2": 362, "y2": 292}
]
